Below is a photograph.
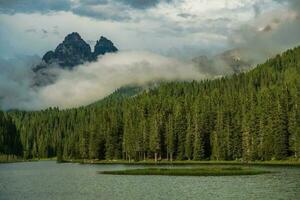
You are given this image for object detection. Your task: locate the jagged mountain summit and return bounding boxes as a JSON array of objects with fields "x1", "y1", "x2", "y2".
[
  {"x1": 93, "y1": 36, "x2": 118, "y2": 57},
  {"x1": 33, "y1": 32, "x2": 118, "y2": 86},
  {"x1": 42, "y1": 32, "x2": 94, "y2": 68},
  {"x1": 36, "y1": 32, "x2": 118, "y2": 70}
]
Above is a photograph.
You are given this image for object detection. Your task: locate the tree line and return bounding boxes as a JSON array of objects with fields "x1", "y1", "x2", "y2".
[
  {"x1": 2, "y1": 46, "x2": 300, "y2": 161},
  {"x1": 0, "y1": 111, "x2": 22, "y2": 158}
]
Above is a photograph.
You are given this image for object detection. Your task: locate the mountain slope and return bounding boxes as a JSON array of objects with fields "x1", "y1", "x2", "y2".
[
  {"x1": 193, "y1": 48, "x2": 253, "y2": 75},
  {"x1": 8, "y1": 46, "x2": 300, "y2": 161}
]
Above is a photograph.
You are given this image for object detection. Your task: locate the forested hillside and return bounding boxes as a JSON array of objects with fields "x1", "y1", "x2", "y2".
[
  {"x1": 5, "y1": 46, "x2": 300, "y2": 161},
  {"x1": 0, "y1": 111, "x2": 22, "y2": 158}
]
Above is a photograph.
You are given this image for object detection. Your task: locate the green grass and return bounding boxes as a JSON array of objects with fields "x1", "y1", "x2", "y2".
[
  {"x1": 0, "y1": 156, "x2": 56, "y2": 164},
  {"x1": 99, "y1": 167, "x2": 271, "y2": 176},
  {"x1": 64, "y1": 159, "x2": 300, "y2": 167},
  {"x1": 0, "y1": 154, "x2": 23, "y2": 164},
  {"x1": 0, "y1": 159, "x2": 24, "y2": 164}
]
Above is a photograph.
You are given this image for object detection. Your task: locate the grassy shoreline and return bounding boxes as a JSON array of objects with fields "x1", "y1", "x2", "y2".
[
  {"x1": 0, "y1": 157, "x2": 56, "y2": 164},
  {"x1": 61, "y1": 159, "x2": 300, "y2": 167},
  {"x1": 2, "y1": 157, "x2": 299, "y2": 167},
  {"x1": 99, "y1": 167, "x2": 271, "y2": 176}
]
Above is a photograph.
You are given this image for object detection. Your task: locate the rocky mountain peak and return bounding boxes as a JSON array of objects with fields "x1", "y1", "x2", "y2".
[
  {"x1": 63, "y1": 32, "x2": 82, "y2": 42},
  {"x1": 94, "y1": 36, "x2": 118, "y2": 57},
  {"x1": 33, "y1": 33, "x2": 119, "y2": 86},
  {"x1": 40, "y1": 33, "x2": 118, "y2": 69},
  {"x1": 47, "y1": 32, "x2": 93, "y2": 68}
]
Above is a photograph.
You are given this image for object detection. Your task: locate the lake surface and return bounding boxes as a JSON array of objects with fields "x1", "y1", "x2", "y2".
[{"x1": 0, "y1": 161, "x2": 299, "y2": 200}]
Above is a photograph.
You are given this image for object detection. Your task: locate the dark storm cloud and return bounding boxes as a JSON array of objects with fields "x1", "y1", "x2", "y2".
[
  {"x1": 0, "y1": 0, "x2": 175, "y2": 22},
  {"x1": 119, "y1": 0, "x2": 172, "y2": 9},
  {"x1": 177, "y1": 13, "x2": 196, "y2": 19},
  {"x1": 0, "y1": 0, "x2": 71, "y2": 14},
  {"x1": 72, "y1": 3, "x2": 132, "y2": 21},
  {"x1": 79, "y1": 0, "x2": 109, "y2": 5},
  {"x1": 73, "y1": 0, "x2": 173, "y2": 21},
  {"x1": 78, "y1": 0, "x2": 172, "y2": 9}
]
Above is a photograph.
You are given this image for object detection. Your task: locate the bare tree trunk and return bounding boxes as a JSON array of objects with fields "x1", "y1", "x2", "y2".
[
  {"x1": 143, "y1": 152, "x2": 146, "y2": 161},
  {"x1": 154, "y1": 152, "x2": 157, "y2": 163},
  {"x1": 170, "y1": 153, "x2": 173, "y2": 162}
]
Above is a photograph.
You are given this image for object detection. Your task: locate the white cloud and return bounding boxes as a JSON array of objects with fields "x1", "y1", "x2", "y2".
[
  {"x1": 229, "y1": 4, "x2": 300, "y2": 63},
  {"x1": 37, "y1": 51, "x2": 204, "y2": 109},
  {"x1": 0, "y1": 0, "x2": 286, "y2": 58},
  {"x1": 0, "y1": 51, "x2": 205, "y2": 110}
]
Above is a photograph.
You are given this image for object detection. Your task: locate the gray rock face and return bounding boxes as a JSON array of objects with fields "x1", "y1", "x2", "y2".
[
  {"x1": 93, "y1": 36, "x2": 118, "y2": 57},
  {"x1": 42, "y1": 32, "x2": 93, "y2": 69},
  {"x1": 36, "y1": 32, "x2": 118, "y2": 70},
  {"x1": 42, "y1": 51, "x2": 55, "y2": 63},
  {"x1": 33, "y1": 32, "x2": 118, "y2": 86}
]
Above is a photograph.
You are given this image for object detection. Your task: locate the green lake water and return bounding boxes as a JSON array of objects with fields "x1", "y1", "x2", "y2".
[{"x1": 0, "y1": 161, "x2": 299, "y2": 200}]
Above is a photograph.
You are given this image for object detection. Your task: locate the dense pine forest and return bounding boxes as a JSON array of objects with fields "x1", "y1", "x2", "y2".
[
  {"x1": 0, "y1": 111, "x2": 22, "y2": 158},
  {"x1": 1, "y1": 46, "x2": 300, "y2": 162}
]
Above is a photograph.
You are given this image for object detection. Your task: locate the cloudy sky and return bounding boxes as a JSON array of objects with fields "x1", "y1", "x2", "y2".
[
  {"x1": 0, "y1": 0, "x2": 300, "y2": 110},
  {"x1": 0, "y1": 0, "x2": 299, "y2": 59}
]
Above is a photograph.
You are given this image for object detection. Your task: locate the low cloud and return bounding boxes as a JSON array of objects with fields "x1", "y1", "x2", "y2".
[
  {"x1": 0, "y1": 0, "x2": 71, "y2": 14},
  {"x1": 37, "y1": 51, "x2": 204, "y2": 109},
  {"x1": 0, "y1": 55, "x2": 40, "y2": 110},
  {"x1": 229, "y1": 0, "x2": 300, "y2": 64},
  {"x1": 0, "y1": 51, "x2": 205, "y2": 110}
]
